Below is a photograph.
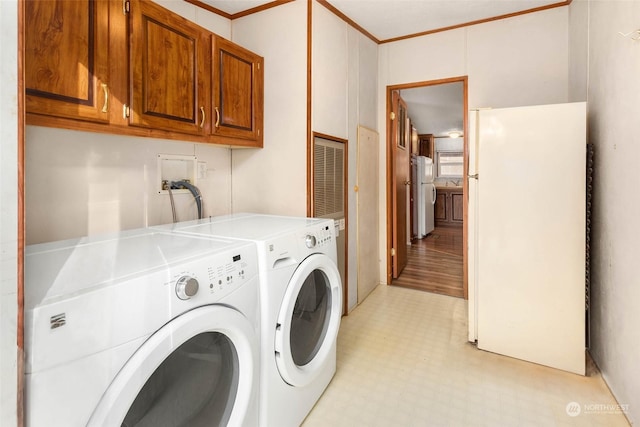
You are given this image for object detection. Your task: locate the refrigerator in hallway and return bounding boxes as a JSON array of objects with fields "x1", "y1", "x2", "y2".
[
  {"x1": 416, "y1": 155, "x2": 435, "y2": 238},
  {"x1": 467, "y1": 102, "x2": 586, "y2": 375}
]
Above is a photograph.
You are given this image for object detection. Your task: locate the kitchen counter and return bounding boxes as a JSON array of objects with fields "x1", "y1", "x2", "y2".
[{"x1": 435, "y1": 182, "x2": 463, "y2": 190}]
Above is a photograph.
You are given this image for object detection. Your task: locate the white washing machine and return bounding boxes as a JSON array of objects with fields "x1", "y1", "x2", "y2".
[
  {"x1": 25, "y1": 228, "x2": 260, "y2": 427},
  {"x1": 154, "y1": 214, "x2": 343, "y2": 426}
]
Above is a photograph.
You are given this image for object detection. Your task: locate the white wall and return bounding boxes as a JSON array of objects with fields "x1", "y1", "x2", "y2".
[
  {"x1": 568, "y1": 0, "x2": 589, "y2": 102},
  {"x1": 25, "y1": 1, "x2": 233, "y2": 244},
  {"x1": 377, "y1": 7, "x2": 571, "y2": 283},
  {"x1": 0, "y1": 1, "x2": 18, "y2": 424},
  {"x1": 348, "y1": 28, "x2": 378, "y2": 311},
  {"x1": 230, "y1": 1, "x2": 308, "y2": 216},
  {"x1": 312, "y1": 3, "x2": 378, "y2": 311},
  {"x1": 25, "y1": 128, "x2": 232, "y2": 244},
  {"x1": 577, "y1": 1, "x2": 640, "y2": 424},
  {"x1": 466, "y1": 9, "x2": 569, "y2": 108},
  {"x1": 313, "y1": 3, "x2": 348, "y2": 138}
]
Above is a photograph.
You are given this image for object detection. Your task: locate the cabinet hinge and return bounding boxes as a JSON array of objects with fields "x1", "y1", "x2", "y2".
[
  {"x1": 123, "y1": 104, "x2": 130, "y2": 119},
  {"x1": 123, "y1": 0, "x2": 130, "y2": 15},
  {"x1": 391, "y1": 248, "x2": 396, "y2": 256},
  {"x1": 257, "y1": 63, "x2": 260, "y2": 70},
  {"x1": 390, "y1": 112, "x2": 396, "y2": 121}
]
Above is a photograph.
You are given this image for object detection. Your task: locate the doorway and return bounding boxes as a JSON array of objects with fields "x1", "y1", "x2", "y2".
[{"x1": 386, "y1": 76, "x2": 469, "y2": 299}]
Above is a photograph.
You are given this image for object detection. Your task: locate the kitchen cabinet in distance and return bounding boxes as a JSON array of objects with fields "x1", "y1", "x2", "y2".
[
  {"x1": 434, "y1": 187, "x2": 463, "y2": 227},
  {"x1": 128, "y1": 0, "x2": 210, "y2": 135},
  {"x1": 25, "y1": 0, "x2": 110, "y2": 123},
  {"x1": 211, "y1": 36, "x2": 264, "y2": 147}
]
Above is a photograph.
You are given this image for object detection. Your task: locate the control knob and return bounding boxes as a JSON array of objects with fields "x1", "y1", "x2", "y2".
[
  {"x1": 305, "y1": 234, "x2": 317, "y2": 249},
  {"x1": 176, "y1": 276, "x2": 199, "y2": 300}
]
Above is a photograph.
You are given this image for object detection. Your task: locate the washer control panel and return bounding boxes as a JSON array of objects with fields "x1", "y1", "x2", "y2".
[
  {"x1": 175, "y1": 276, "x2": 199, "y2": 300},
  {"x1": 304, "y1": 234, "x2": 317, "y2": 249},
  {"x1": 168, "y1": 241, "x2": 257, "y2": 304},
  {"x1": 299, "y1": 221, "x2": 335, "y2": 252}
]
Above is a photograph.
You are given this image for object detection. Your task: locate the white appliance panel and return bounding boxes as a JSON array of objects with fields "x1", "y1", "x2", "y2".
[
  {"x1": 154, "y1": 214, "x2": 342, "y2": 426},
  {"x1": 467, "y1": 111, "x2": 479, "y2": 343},
  {"x1": 25, "y1": 229, "x2": 260, "y2": 426},
  {"x1": 471, "y1": 103, "x2": 586, "y2": 375}
]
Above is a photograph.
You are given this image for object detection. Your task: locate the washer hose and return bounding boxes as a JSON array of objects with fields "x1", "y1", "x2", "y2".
[{"x1": 170, "y1": 180, "x2": 203, "y2": 221}]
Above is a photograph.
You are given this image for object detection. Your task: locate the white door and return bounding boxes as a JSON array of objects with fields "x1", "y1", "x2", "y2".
[
  {"x1": 357, "y1": 126, "x2": 380, "y2": 303},
  {"x1": 472, "y1": 103, "x2": 586, "y2": 375},
  {"x1": 274, "y1": 253, "x2": 342, "y2": 387},
  {"x1": 89, "y1": 306, "x2": 258, "y2": 426}
]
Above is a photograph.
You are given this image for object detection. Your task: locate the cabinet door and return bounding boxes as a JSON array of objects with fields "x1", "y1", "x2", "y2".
[
  {"x1": 418, "y1": 134, "x2": 434, "y2": 159},
  {"x1": 435, "y1": 192, "x2": 447, "y2": 222},
  {"x1": 25, "y1": 0, "x2": 109, "y2": 123},
  {"x1": 212, "y1": 36, "x2": 264, "y2": 146},
  {"x1": 451, "y1": 192, "x2": 464, "y2": 222},
  {"x1": 129, "y1": 0, "x2": 209, "y2": 135}
]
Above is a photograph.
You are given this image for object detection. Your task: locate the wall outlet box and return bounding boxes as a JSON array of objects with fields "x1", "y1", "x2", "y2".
[{"x1": 157, "y1": 154, "x2": 197, "y2": 194}]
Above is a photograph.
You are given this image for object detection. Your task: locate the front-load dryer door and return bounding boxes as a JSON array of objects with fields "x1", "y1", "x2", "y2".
[
  {"x1": 88, "y1": 305, "x2": 257, "y2": 427},
  {"x1": 275, "y1": 253, "x2": 342, "y2": 387}
]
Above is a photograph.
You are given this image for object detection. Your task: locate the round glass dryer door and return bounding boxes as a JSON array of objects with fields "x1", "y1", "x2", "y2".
[
  {"x1": 275, "y1": 253, "x2": 342, "y2": 387},
  {"x1": 122, "y1": 331, "x2": 237, "y2": 426},
  {"x1": 88, "y1": 306, "x2": 257, "y2": 427}
]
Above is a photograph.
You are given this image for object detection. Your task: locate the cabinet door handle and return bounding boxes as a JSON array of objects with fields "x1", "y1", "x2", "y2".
[
  {"x1": 214, "y1": 107, "x2": 220, "y2": 128},
  {"x1": 101, "y1": 83, "x2": 108, "y2": 113},
  {"x1": 200, "y1": 106, "x2": 205, "y2": 128}
]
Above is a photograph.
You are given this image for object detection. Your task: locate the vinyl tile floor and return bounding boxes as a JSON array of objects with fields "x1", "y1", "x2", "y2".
[{"x1": 302, "y1": 285, "x2": 630, "y2": 427}]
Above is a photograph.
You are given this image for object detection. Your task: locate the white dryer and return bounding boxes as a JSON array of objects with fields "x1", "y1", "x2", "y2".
[
  {"x1": 25, "y1": 228, "x2": 260, "y2": 427},
  {"x1": 154, "y1": 214, "x2": 343, "y2": 427}
]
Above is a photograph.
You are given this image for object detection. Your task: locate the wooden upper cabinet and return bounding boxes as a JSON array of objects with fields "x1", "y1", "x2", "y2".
[
  {"x1": 25, "y1": 0, "x2": 264, "y2": 147},
  {"x1": 25, "y1": 0, "x2": 110, "y2": 123},
  {"x1": 212, "y1": 36, "x2": 264, "y2": 147},
  {"x1": 418, "y1": 134, "x2": 435, "y2": 159},
  {"x1": 129, "y1": 0, "x2": 210, "y2": 135}
]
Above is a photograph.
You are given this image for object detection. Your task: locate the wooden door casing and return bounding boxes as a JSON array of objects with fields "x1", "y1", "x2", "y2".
[
  {"x1": 386, "y1": 76, "x2": 468, "y2": 298},
  {"x1": 25, "y1": 0, "x2": 109, "y2": 123}
]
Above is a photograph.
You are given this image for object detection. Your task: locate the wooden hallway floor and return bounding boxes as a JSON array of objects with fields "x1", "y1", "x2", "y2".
[{"x1": 391, "y1": 226, "x2": 464, "y2": 298}]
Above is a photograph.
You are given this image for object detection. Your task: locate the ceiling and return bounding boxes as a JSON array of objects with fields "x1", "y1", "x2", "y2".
[
  {"x1": 195, "y1": 0, "x2": 567, "y2": 42},
  {"x1": 400, "y1": 83, "x2": 464, "y2": 136},
  {"x1": 193, "y1": 0, "x2": 568, "y2": 136}
]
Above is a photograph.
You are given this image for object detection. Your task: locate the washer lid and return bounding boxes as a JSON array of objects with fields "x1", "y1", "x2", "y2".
[{"x1": 25, "y1": 229, "x2": 244, "y2": 309}]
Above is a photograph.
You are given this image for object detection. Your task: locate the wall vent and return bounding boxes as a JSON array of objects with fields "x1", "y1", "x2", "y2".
[{"x1": 313, "y1": 137, "x2": 345, "y2": 218}]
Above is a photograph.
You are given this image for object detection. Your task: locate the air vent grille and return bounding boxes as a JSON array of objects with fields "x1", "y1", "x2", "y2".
[{"x1": 313, "y1": 137, "x2": 345, "y2": 218}]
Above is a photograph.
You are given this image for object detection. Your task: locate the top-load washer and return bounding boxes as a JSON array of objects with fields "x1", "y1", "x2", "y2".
[
  {"x1": 25, "y1": 227, "x2": 260, "y2": 427},
  {"x1": 154, "y1": 213, "x2": 343, "y2": 426}
]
